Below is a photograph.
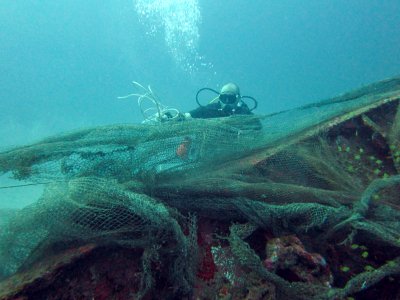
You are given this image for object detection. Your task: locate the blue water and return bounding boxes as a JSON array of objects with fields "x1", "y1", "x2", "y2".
[{"x1": 0, "y1": 0, "x2": 399, "y2": 147}]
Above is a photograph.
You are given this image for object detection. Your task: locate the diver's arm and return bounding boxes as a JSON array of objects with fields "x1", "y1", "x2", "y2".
[
  {"x1": 237, "y1": 103, "x2": 253, "y2": 115},
  {"x1": 187, "y1": 103, "x2": 224, "y2": 119}
]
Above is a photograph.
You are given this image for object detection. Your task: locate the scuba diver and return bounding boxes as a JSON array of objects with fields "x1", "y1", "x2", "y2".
[
  {"x1": 119, "y1": 81, "x2": 257, "y2": 123},
  {"x1": 183, "y1": 83, "x2": 258, "y2": 119}
]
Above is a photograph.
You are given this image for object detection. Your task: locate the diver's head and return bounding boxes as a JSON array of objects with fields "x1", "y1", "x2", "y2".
[{"x1": 219, "y1": 83, "x2": 241, "y2": 107}]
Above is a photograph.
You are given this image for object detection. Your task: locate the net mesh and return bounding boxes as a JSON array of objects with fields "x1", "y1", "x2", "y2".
[{"x1": 1, "y1": 77, "x2": 400, "y2": 299}]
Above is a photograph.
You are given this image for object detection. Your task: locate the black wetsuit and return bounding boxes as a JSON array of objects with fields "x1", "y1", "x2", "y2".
[{"x1": 189, "y1": 102, "x2": 252, "y2": 119}]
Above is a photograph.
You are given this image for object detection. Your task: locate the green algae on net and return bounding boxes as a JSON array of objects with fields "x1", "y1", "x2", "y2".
[{"x1": 0, "y1": 77, "x2": 400, "y2": 299}]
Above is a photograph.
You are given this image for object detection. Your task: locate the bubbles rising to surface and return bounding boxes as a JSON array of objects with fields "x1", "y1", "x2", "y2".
[{"x1": 134, "y1": 0, "x2": 214, "y2": 75}]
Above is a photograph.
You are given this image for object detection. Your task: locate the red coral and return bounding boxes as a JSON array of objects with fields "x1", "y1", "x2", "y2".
[
  {"x1": 94, "y1": 278, "x2": 113, "y2": 300},
  {"x1": 264, "y1": 235, "x2": 332, "y2": 286},
  {"x1": 197, "y1": 244, "x2": 216, "y2": 281}
]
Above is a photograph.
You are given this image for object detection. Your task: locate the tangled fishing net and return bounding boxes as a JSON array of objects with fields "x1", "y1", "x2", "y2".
[{"x1": 1, "y1": 77, "x2": 400, "y2": 299}]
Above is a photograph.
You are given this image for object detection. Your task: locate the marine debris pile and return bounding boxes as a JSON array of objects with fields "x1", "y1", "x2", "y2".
[{"x1": 1, "y1": 77, "x2": 400, "y2": 299}]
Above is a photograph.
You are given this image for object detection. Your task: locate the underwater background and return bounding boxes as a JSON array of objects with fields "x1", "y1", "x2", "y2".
[{"x1": 0, "y1": 0, "x2": 400, "y2": 207}]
